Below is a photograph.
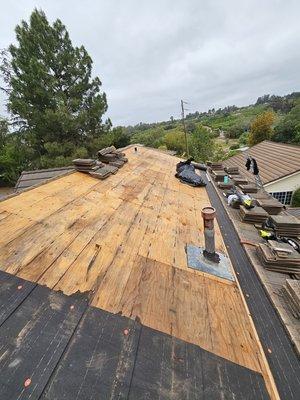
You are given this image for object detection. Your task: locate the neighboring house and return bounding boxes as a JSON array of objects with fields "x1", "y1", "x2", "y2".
[
  {"x1": 223, "y1": 140, "x2": 300, "y2": 205},
  {"x1": 15, "y1": 166, "x2": 74, "y2": 192}
]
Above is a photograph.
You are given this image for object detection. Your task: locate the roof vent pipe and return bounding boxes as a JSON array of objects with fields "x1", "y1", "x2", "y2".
[{"x1": 201, "y1": 206, "x2": 220, "y2": 264}]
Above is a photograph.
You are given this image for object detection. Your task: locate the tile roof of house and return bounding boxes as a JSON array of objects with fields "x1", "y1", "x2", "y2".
[
  {"x1": 287, "y1": 207, "x2": 300, "y2": 219},
  {"x1": 14, "y1": 166, "x2": 74, "y2": 191},
  {"x1": 223, "y1": 141, "x2": 300, "y2": 185}
]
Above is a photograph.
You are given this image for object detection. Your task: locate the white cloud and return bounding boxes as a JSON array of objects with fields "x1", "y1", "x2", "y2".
[{"x1": 0, "y1": 0, "x2": 299, "y2": 124}]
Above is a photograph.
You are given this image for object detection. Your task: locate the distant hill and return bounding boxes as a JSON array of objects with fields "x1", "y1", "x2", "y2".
[{"x1": 124, "y1": 92, "x2": 300, "y2": 159}]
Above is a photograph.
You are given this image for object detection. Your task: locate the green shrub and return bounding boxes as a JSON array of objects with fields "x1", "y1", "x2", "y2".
[{"x1": 291, "y1": 188, "x2": 300, "y2": 207}]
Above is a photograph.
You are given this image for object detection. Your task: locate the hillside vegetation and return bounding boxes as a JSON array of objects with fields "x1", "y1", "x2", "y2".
[{"x1": 125, "y1": 92, "x2": 300, "y2": 161}]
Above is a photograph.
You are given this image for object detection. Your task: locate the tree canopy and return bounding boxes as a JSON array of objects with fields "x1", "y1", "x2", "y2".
[
  {"x1": 0, "y1": 9, "x2": 131, "y2": 184},
  {"x1": 248, "y1": 111, "x2": 275, "y2": 146},
  {"x1": 7, "y1": 9, "x2": 109, "y2": 151}
]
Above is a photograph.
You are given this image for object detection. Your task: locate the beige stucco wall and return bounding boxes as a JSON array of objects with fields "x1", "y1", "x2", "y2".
[{"x1": 264, "y1": 171, "x2": 300, "y2": 193}]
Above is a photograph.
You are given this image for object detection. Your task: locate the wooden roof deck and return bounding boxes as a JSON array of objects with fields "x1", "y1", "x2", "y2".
[{"x1": 0, "y1": 146, "x2": 277, "y2": 399}]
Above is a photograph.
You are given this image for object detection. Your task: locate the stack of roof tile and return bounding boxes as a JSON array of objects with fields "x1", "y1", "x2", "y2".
[
  {"x1": 238, "y1": 183, "x2": 258, "y2": 193},
  {"x1": 89, "y1": 164, "x2": 118, "y2": 179},
  {"x1": 217, "y1": 180, "x2": 234, "y2": 189},
  {"x1": 209, "y1": 162, "x2": 223, "y2": 170},
  {"x1": 224, "y1": 166, "x2": 239, "y2": 175},
  {"x1": 73, "y1": 158, "x2": 118, "y2": 180},
  {"x1": 269, "y1": 215, "x2": 300, "y2": 237},
  {"x1": 73, "y1": 159, "x2": 98, "y2": 172},
  {"x1": 282, "y1": 279, "x2": 300, "y2": 319},
  {"x1": 98, "y1": 146, "x2": 128, "y2": 168},
  {"x1": 239, "y1": 205, "x2": 269, "y2": 223},
  {"x1": 257, "y1": 243, "x2": 300, "y2": 274},
  {"x1": 212, "y1": 170, "x2": 227, "y2": 182},
  {"x1": 231, "y1": 175, "x2": 248, "y2": 185},
  {"x1": 256, "y1": 197, "x2": 283, "y2": 215}
]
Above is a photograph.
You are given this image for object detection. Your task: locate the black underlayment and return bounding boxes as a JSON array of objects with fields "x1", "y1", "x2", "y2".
[{"x1": 0, "y1": 270, "x2": 269, "y2": 399}]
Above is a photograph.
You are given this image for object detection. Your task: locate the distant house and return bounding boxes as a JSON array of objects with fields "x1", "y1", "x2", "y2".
[{"x1": 223, "y1": 140, "x2": 300, "y2": 205}]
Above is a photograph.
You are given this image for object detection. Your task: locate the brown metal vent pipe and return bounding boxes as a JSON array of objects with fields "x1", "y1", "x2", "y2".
[{"x1": 201, "y1": 206, "x2": 220, "y2": 263}]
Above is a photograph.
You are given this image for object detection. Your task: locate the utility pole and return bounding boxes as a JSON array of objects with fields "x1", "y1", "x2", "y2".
[{"x1": 181, "y1": 99, "x2": 189, "y2": 157}]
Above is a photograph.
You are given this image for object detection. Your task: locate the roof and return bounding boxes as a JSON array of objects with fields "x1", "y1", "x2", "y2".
[
  {"x1": 223, "y1": 140, "x2": 300, "y2": 185},
  {"x1": 0, "y1": 146, "x2": 278, "y2": 398},
  {"x1": 14, "y1": 166, "x2": 74, "y2": 191},
  {"x1": 0, "y1": 270, "x2": 270, "y2": 399},
  {"x1": 287, "y1": 207, "x2": 300, "y2": 219}
]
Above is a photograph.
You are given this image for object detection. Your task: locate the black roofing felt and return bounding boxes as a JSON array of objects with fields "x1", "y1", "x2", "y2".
[
  {"x1": 202, "y1": 173, "x2": 300, "y2": 400},
  {"x1": 0, "y1": 270, "x2": 269, "y2": 399}
]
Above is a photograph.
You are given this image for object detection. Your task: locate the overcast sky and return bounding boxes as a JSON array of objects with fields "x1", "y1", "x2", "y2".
[{"x1": 0, "y1": 0, "x2": 299, "y2": 125}]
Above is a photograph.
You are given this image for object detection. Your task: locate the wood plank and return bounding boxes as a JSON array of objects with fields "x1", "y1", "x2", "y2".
[
  {"x1": 0, "y1": 210, "x2": 10, "y2": 221},
  {"x1": 53, "y1": 201, "x2": 142, "y2": 295},
  {"x1": 0, "y1": 214, "x2": 35, "y2": 246},
  {"x1": 37, "y1": 197, "x2": 122, "y2": 289},
  {"x1": 0, "y1": 197, "x2": 94, "y2": 273},
  {"x1": 17, "y1": 196, "x2": 122, "y2": 283}
]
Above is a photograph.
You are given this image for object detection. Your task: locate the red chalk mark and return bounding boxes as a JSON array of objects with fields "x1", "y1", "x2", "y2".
[
  {"x1": 123, "y1": 329, "x2": 129, "y2": 336},
  {"x1": 24, "y1": 378, "x2": 31, "y2": 387},
  {"x1": 17, "y1": 285, "x2": 23, "y2": 290}
]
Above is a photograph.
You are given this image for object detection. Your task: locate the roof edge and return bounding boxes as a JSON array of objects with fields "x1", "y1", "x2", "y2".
[
  {"x1": 264, "y1": 169, "x2": 300, "y2": 187},
  {"x1": 1, "y1": 169, "x2": 76, "y2": 204}
]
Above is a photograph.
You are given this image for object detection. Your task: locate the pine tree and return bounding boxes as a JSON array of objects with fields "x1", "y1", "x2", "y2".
[{"x1": 6, "y1": 9, "x2": 109, "y2": 155}]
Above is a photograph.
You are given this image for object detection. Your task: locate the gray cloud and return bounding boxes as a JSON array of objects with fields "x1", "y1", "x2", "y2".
[{"x1": 0, "y1": 0, "x2": 299, "y2": 125}]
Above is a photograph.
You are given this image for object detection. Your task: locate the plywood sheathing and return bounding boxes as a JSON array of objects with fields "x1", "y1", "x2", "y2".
[{"x1": 0, "y1": 146, "x2": 277, "y2": 399}]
